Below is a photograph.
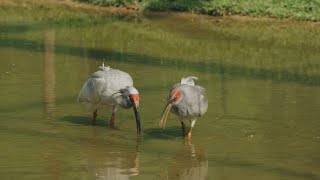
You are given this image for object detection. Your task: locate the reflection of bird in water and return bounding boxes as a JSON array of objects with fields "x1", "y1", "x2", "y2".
[
  {"x1": 83, "y1": 127, "x2": 140, "y2": 180},
  {"x1": 160, "y1": 76, "x2": 208, "y2": 140},
  {"x1": 91, "y1": 154, "x2": 139, "y2": 180},
  {"x1": 164, "y1": 143, "x2": 208, "y2": 180},
  {"x1": 78, "y1": 63, "x2": 141, "y2": 133}
]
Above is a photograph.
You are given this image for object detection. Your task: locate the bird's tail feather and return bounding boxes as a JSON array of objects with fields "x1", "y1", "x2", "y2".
[{"x1": 99, "y1": 62, "x2": 111, "y2": 71}]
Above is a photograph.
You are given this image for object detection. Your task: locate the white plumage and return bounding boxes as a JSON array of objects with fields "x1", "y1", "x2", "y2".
[
  {"x1": 78, "y1": 63, "x2": 141, "y2": 133},
  {"x1": 160, "y1": 76, "x2": 208, "y2": 140}
]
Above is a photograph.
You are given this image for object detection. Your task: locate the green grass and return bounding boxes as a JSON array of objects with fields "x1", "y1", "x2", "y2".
[
  {"x1": 76, "y1": 0, "x2": 320, "y2": 21},
  {"x1": 78, "y1": 0, "x2": 135, "y2": 6}
]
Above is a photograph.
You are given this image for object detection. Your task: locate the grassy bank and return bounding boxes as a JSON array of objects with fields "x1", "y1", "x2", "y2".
[
  {"x1": 76, "y1": 0, "x2": 320, "y2": 21},
  {"x1": 1, "y1": 0, "x2": 320, "y2": 83}
]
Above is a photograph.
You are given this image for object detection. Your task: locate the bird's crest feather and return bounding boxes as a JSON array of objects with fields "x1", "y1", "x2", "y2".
[
  {"x1": 181, "y1": 76, "x2": 199, "y2": 86},
  {"x1": 99, "y1": 62, "x2": 111, "y2": 71}
]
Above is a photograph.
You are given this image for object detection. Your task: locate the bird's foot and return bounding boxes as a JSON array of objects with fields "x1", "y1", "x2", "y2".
[
  {"x1": 109, "y1": 112, "x2": 115, "y2": 128},
  {"x1": 109, "y1": 122, "x2": 115, "y2": 128},
  {"x1": 92, "y1": 110, "x2": 97, "y2": 125},
  {"x1": 182, "y1": 129, "x2": 186, "y2": 136},
  {"x1": 187, "y1": 134, "x2": 192, "y2": 141},
  {"x1": 187, "y1": 128, "x2": 192, "y2": 141},
  {"x1": 109, "y1": 119, "x2": 115, "y2": 129},
  {"x1": 181, "y1": 121, "x2": 186, "y2": 136}
]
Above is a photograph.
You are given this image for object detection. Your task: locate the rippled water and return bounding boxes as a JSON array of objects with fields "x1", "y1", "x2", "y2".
[{"x1": 1, "y1": 8, "x2": 320, "y2": 179}]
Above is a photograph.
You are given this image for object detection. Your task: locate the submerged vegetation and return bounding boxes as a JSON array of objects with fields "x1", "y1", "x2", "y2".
[{"x1": 77, "y1": 0, "x2": 320, "y2": 21}]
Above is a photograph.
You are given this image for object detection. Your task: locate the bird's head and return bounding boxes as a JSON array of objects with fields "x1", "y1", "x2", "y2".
[
  {"x1": 168, "y1": 87, "x2": 182, "y2": 104},
  {"x1": 120, "y1": 86, "x2": 141, "y2": 134},
  {"x1": 159, "y1": 87, "x2": 182, "y2": 129}
]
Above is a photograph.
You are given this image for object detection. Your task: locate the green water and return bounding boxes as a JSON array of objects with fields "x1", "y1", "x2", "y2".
[{"x1": 1, "y1": 6, "x2": 320, "y2": 179}]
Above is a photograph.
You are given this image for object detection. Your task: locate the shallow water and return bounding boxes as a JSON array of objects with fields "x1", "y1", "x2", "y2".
[{"x1": 1, "y1": 8, "x2": 320, "y2": 179}]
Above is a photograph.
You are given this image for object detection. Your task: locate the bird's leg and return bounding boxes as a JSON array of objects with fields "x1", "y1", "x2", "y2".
[
  {"x1": 187, "y1": 119, "x2": 196, "y2": 141},
  {"x1": 187, "y1": 128, "x2": 193, "y2": 141},
  {"x1": 110, "y1": 105, "x2": 118, "y2": 128},
  {"x1": 180, "y1": 121, "x2": 186, "y2": 136},
  {"x1": 92, "y1": 109, "x2": 97, "y2": 125}
]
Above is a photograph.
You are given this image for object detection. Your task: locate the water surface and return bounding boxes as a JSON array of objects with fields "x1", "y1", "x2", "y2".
[{"x1": 1, "y1": 8, "x2": 320, "y2": 180}]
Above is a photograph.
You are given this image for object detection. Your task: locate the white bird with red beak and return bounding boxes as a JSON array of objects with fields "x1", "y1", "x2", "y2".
[
  {"x1": 160, "y1": 76, "x2": 208, "y2": 140},
  {"x1": 78, "y1": 63, "x2": 141, "y2": 133}
]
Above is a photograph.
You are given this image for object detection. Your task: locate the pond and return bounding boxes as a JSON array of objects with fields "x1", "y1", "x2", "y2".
[{"x1": 1, "y1": 6, "x2": 320, "y2": 179}]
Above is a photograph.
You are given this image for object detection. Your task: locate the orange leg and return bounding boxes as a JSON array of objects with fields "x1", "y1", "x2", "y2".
[
  {"x1": 187, "y1": 128, "x2": 193, "y2": 141},
  {"x1": 181, "y1": 121, "x2": 186, "y2": 136},
  {"x1": 92, "y1": 109, "x2": 97, "y2": 125},
  {"x1": 110, "y1": 105, "x2": 117, "y2": 128}
]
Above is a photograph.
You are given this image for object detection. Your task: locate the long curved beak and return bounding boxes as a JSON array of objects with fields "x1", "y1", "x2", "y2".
[
  {"x1": 159, "y1": 102, "x2": 173, "y2": 129},
  {"x1": 133, "y1": 103, "x2": 141, "y2": 134},
  {"x1": 130, "y1": 94, "x2": 141, "y2": 134}
]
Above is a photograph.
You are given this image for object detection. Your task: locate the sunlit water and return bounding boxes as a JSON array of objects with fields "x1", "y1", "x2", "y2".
[{"x1": 1, "y1": 10, "x2": 320, "y2": 180}]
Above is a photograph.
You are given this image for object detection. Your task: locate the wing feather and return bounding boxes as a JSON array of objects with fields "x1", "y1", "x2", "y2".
[
  {"x1": 78, "y1": 77, "x2": 106, "y2": 104},
  {"x1": 196, "y1": 85, "x2": 208, "y2": 116},
  {"x1": 78, "y1": 66, "x2": 134, "y2": 110}
]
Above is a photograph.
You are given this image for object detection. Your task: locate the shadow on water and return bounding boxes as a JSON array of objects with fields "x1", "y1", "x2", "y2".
[
  {"x1": 61, "y1": 115, "x2": 109, "y2": 127},
  {"x1": 143, "y1": 126, "x2": 185, "y2": 139},
  {"x1": 0, "y1": 96, "x2": 75, "y2": 113},
  {"x1": 0, "y1": 16, "x2": 139, "y2": 34},
  {"x1": 0, "y1": 18, "x2": 100, "y2": 33},
  {"x1": 1, "y1": 37, "x2": 320, "y2": 87}
]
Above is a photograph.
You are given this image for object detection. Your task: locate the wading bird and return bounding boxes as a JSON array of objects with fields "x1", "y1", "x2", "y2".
[
  {"x1": 78, "y1": 63, "x2": 141, "y2": 133},
  {"x1": 160, "y1": 76, "x2": 208, "y2": 140}
]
